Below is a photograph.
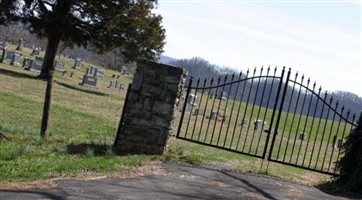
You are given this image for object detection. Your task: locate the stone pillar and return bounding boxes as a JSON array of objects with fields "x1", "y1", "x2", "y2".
[{"x1": 114, "y1": 60, "x2": 187, "y2": 154}]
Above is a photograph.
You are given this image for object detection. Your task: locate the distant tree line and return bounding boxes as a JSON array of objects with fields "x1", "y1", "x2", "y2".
[{"x1": 169, "y1": 57, "x2": 362, "y2": 122}]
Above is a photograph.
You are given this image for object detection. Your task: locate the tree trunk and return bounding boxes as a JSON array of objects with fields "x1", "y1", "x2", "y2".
[
  {"x1": 39, "y1": 31, "x2": 61, "y2": 79},
  {"x1": 39, "y1": 31, "x2": 61, "y2": 140}
]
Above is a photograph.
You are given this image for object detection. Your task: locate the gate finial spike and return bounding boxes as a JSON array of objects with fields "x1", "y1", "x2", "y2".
[
  {"x1": 260, "y1": 66, "x2": 263, "y2": 74},
  {"x1": 294, "y1": 72, "x2": 299, "y2": 81},
  {"x1": 313, "y1": 82, "x2": 316, "y2": 90},
  {"x1": 324, "y1": 91, "x2": 328, "y2": 100},
  {"x1": 329, "y1": 96, "x2": 333, "y2": 104},
  {"x1": 301, "y1": 74, "x2": 305, "y2": 83},
  {"x1": 253, "y1": 67, "x2": 257, "y2": 75}
]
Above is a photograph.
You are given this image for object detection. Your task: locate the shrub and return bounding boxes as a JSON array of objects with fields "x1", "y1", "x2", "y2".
[{"x1": 335, "y1": 113, "x2": 362, "y2": 194}]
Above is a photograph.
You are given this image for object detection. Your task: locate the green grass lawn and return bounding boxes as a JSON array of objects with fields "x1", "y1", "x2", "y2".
[{"x1": 0, "y1": 45, "x2": 334, "y2": 185}]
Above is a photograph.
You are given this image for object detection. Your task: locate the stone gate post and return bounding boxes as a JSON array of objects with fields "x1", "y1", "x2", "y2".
[{"x1": 114, "y1": 60, "x2": 187, "y2": 154}]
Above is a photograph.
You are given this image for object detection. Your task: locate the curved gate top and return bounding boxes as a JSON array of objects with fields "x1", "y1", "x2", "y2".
[{"x1": 176, "y1": 66, "x2": 357, "y2": 175}]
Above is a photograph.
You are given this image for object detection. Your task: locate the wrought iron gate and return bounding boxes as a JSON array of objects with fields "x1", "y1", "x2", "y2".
[{"x1": 176, "y1": 67, "x2": 357, "y2": 175}]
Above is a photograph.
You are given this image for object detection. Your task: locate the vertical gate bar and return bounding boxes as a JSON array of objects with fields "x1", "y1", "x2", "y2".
[
  {"x1": 262, "y1": 67, "x2": 285, "y2": 158},
  {"x1": 256, "y1": 67, "x2": 275, "y2": 154},
  {"x1": 190, "y1": 78, "x2": 202, "y2": 140},
  {"x1": 297, "y1": 83, "x2": 314, "y2": 164},
  {"x1": 197, "y1": 78, "x2": 208, "y2": 141},
  {"x1": 308, "y1": 91, "x2": 328, "y2": 168},
  {"x1": 211, "y1": 75, "x2": 227, "y2": 145},
  {"x1": 328, "y1": 117, "x2": 342, "y2": 172},
  {"x1": 293, "y1": 78, "x2": 310, "y2": 165},
  {"x1": 238, "y1": 69, "x2": 256, "y2": 151},
  {"x1": 247, "y1": 67, "x2": 264, "y2": 154},
  {"x1": 287, "y1": 75, "x2": 305, "y2": 163},
  {"x1": 321, "y1": 100, "x2": 338, "y2": 170},
  {"x1": 206, "y1": 77, "x2": 220, "y2": 144},
  {"x1": 336, "y1": 109, "x2": 349, "y2": 162},
  {"x1": 315, "y1": 95, "x2": 332, "y2": 170},
  {"x1": 302, "y1": 85, "x2": 321, "y2": 166},
  {"x1": 203, "y1": 78, "x2": 216, "y2": 142},
  {"x1": 184, "y1": 79, "x2": 197, "y2": 139},
  {"x1": 217, "y1": 74, "x2": 235, "y2": 146},
  {"x1": 114, "y1": 83, "x2": 132, "y2": 146},
  {"x1": 267, "y1": 67, "x2": 290, "y2": 160},
  {"x1": 252, "y1": 67, "x2": 269, "y2": 155},
  {"x1": 223, "y1": 72, "x2": 243, "y2": 148},
  {"x1": 328, "y1": 103, "x2": 342, "y2": 171},
  {"x1": 276, "y1": 72, "x2": 298, "y2": 160},
  {"x1": 176, "y1": 77, "x2": 193, "y2": 138},
  {"x1": 229, "y1": 70, "x2": 249, "y2": 149}
]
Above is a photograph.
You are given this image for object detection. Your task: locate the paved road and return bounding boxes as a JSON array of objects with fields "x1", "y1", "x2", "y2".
[{"x1": 0, "y1": 162, "x2": 346, "y2": 200}]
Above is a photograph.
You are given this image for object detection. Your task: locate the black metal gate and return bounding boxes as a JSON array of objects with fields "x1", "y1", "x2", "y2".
[{"x1": 176, "y1": 67, "x2": 357, "y2": 175}]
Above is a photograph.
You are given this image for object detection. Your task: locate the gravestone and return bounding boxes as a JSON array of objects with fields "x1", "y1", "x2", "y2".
[
  {"x1": 299, "y1": 132, "x2": 307, "y2": 141},
  {"x1": 187, "y1": 93, "x2": 199, "y2": 106},
  {"x1": 54, "y1": 60, "x2": 65, "y2": 72},
  {"x1": 31, "y1": 48, "x2": 40, "y2": 56},
  {"x1": 5, "y1": 51, "x2": 14, "y2": 61},
  {"x1": 95, "y1": 68, "x2": 104, "y2": 78},
  {"x1": 108, "y1": 81, "x2": 116, "y2": 88},
  {"x1": 70, "y1": 71, "x2": 75, "y2": 77},
  {"x1": 184, "y1": 103, "x2": 191, "y2": 112},
  {"x1": 86, "y1": 66, "x2": 104, "y2": 78},
  {"x1": 29, "y1": 56, "x2": 43, "y2": 73},
  {"x1": 16, "y1": 38, "x2": 23, "y2": 51},
  {"x1": 254, "y1": 120, "x2": 266, "y2": 132},
  {"x1": 80, "y1": 75, "x2": 97, "y2": 88},
  {"x1": 115, "y1": 81, "x2": 124, "y2": 90},
  {"x1": 210, "y1": 111, "x2": 218, "y2": 120},
  {"x1": 23, "y1": 58, "x2": 33, "y2": 70},
  {"x1": 10, "y1": 53, "x2": 21, "y2": 66},
  {"x1": 218, "y1": 91, "x2": 228, "y2": 100},
  {"x1": 73, "y1": 58, "x2": 82, "y2": 69},
  {"x1": 121, "y1": 66, "x2": 131, "y2": 76},
  {"x1": 193, "y1": 108, "x2": 204, "y2": 116},
  {"x1": 108, "y1": 80, "x2": 125, "y2": 90},
  {"x1": 240, "y1": 119, "x2": 249, "y2": 127}
]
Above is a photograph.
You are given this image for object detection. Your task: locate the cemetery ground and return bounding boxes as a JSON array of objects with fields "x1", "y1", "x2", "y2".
[{"x1": 0, "y1": 45, "x2": 353, "y2": 198}]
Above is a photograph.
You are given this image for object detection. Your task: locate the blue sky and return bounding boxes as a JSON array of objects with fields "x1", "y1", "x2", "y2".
[{"x1": 156, "y1": 0, "x2": 362, "y2": 97}]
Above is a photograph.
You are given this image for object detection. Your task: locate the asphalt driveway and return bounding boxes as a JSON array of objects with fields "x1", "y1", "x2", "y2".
[{"x1": 0, "y1": 162, "x2": 347, "y2": 200}]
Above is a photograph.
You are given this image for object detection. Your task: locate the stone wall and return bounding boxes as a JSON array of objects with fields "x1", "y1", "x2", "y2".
[{"x1": 114, "y1": 60, "x2": 187, "y2": 154}]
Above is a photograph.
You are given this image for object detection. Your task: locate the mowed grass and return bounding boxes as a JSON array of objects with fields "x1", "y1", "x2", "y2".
[{"x1": 0, "y1": 45, "x2": 334, "y2": 184}]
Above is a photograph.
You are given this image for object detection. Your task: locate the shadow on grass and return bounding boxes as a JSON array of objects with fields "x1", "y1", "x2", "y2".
[
  {"x1": 317, "y1": 180, "x2": 362, "y2": 199},
  {"x1": 54, "y1": 80, "x2": 109, "y2": 97},
  {"x1": 0, "y1": 67, "x2": 42, "y2": 80},
  {"x1": 66, "y1": 143, "x2": 113, "y2": 156}
]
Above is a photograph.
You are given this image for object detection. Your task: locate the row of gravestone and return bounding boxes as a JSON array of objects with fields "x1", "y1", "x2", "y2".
[
  {"x1": 0, "y1": 43, "x2": 126, "y2": 91},
  {"x1": 79, "y1": 65, "x2": 125, "y2": 91}
]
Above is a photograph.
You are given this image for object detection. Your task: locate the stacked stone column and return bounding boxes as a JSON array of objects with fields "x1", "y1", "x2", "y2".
[{"x1": 114, "y1": 60, "x2": 187, "y2": 154}]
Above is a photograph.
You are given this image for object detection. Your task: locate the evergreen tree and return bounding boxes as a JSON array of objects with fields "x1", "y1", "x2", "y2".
[{"x1": 0, "y1": 0, "x2": 165, "y2": 139}]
